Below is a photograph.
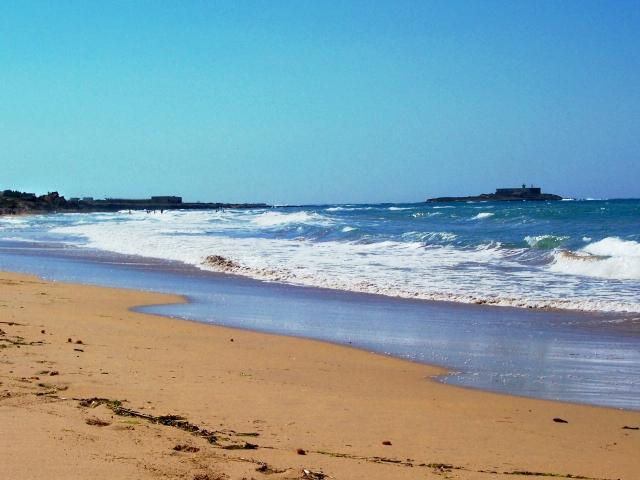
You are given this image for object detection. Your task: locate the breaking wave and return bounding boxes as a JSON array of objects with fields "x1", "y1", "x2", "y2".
[
  {"x1": 251, "y1": 211, "x2": 332, "y2": 228},
  {"x1": 525, "y1": 235, "x2": 569, "y2": 249},
  {"x1": 551, "y1": 238, "x2": 640, "y2": 280}
]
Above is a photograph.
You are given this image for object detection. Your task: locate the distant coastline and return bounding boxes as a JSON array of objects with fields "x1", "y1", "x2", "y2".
[
  {"x1": 426, "y1": 185, "x2": 563, "y2": 203},
  {"x1": 0, "y1": 190, "x2": 269, "y2": 214}
]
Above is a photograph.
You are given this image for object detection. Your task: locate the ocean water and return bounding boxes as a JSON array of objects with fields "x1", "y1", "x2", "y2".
[
  {"x1": 1, "y1": 200, "x2": 639, "y2": 409},
  {"x1": 2, "y1": 199, "x2": 639, "y2": 314}
]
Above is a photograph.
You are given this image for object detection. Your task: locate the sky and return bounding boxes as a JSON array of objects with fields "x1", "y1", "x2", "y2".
[{"x1": 1, "y1": 1, "x2": 639, "y2": 204}]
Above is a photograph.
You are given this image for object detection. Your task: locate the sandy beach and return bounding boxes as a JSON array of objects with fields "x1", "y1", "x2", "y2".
[{"x1": 1, "y1": 271, "x2": 639, "y2": 480}]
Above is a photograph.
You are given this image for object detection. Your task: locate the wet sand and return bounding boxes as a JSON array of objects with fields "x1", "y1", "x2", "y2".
[{"x1": 1, "y1": 271, "x2": 639, "y2": 479}]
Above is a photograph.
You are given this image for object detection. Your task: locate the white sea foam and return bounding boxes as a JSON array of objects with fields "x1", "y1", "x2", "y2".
[
  {"x1": 473, "y1": 212, "x2": 494, "y2": 219},
  {"x1": 584, "y1": 237, "x2": 640, "y2": 258},
  {"x1": 47, "y1": 212, "x2": 640, "y2": 314},
  {"x1": 413, "y1": 212, "x2": 442, "y2": 218},
  {"x1": 251, "y1": 211, "x2": 332, "y2": 227},
  {"x1": 0, "y1": 218, "x2": 30, "y2": 228},
  {"x1": 325, "y1": 206, "x2": 374, "y2": 212},
  {"x1": 551, "y1": 238, "x2": 640, "y2": 280}
]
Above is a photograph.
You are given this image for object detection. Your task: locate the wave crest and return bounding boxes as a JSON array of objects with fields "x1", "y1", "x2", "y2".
[
  {"x1": 525, "y1": 235, "x2": 569, "y2": 249},
  {"x1": 551, "y1": 237, "x2": 640, "y2": 280},
  {"x1": 473, "y1": 212, "x2": 494, "y2": 220}
]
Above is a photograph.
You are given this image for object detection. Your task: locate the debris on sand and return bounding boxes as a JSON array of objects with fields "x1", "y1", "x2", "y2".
[
  {"x1": 223, "y1": 442, "x2": 258, "y2": 450},
  {"x1": 173, "y1": 444, "x2": 200, "y2": 452},
  {"x1": 254, "y1": 464, "x2": 287, "y2": 475},
  {"x1": 192, "y1": 473, "x2": 225, "y2": 480},
  {"x1": 75, "y1": 398, "x2": 260, "y2": 450},
  {"x1": 302, "y1": 469, "x2": 329, "y2": 479},
  {"x1": 86, "y1": 417, "x2": 111, "y2": 427}
]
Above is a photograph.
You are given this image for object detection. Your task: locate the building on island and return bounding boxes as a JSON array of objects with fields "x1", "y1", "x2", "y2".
[
  {"x1": 151, "y1": 196, "x2": 182, "y2": 204},
  {"x1": 495, "y1": 184, "x2": 541, "y2": 196}
]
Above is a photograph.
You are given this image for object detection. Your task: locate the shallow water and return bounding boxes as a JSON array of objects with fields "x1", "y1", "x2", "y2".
[{"x1": 1, "y1": 240, "x2": 638, "y2": 410}]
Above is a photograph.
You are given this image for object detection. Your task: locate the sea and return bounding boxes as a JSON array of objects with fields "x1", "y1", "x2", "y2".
[{"x1": 1, "y1": 199, "x2": 639, "y2": 409}]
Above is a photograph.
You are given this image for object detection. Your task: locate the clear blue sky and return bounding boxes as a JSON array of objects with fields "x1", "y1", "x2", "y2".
[{"x1": 1, "y1": 1, "x2": 639, "y2": 203}]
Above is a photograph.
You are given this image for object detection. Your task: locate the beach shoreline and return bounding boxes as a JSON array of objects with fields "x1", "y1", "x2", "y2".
[
  {"x1": 1, "y1": 270, "x2": 639, "y2": 479},
  {"x1": 2, "y1": 239, "x2": 639, "y2": 410}
]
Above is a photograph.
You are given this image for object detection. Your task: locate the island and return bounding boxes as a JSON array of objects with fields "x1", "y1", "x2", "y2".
[
  {"x1": 0, "y1": 190, "x2": 269, "y2": 214},
  {"x1": 425, "y1": 185, "x2": 563, "y2": 203}
]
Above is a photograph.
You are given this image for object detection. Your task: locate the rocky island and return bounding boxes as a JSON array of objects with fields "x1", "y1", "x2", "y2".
[
  {"x1": 426, "y1": 185, "x2": 563, "y2": 203},
  {"x1": 0, "y1": 190, "x2": 268, "y2": 214}
]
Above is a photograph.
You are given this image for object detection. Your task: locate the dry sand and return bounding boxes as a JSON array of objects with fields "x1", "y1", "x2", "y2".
[{"x1": 0, "y1": 271, "x2": 638, "y2": 480}]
